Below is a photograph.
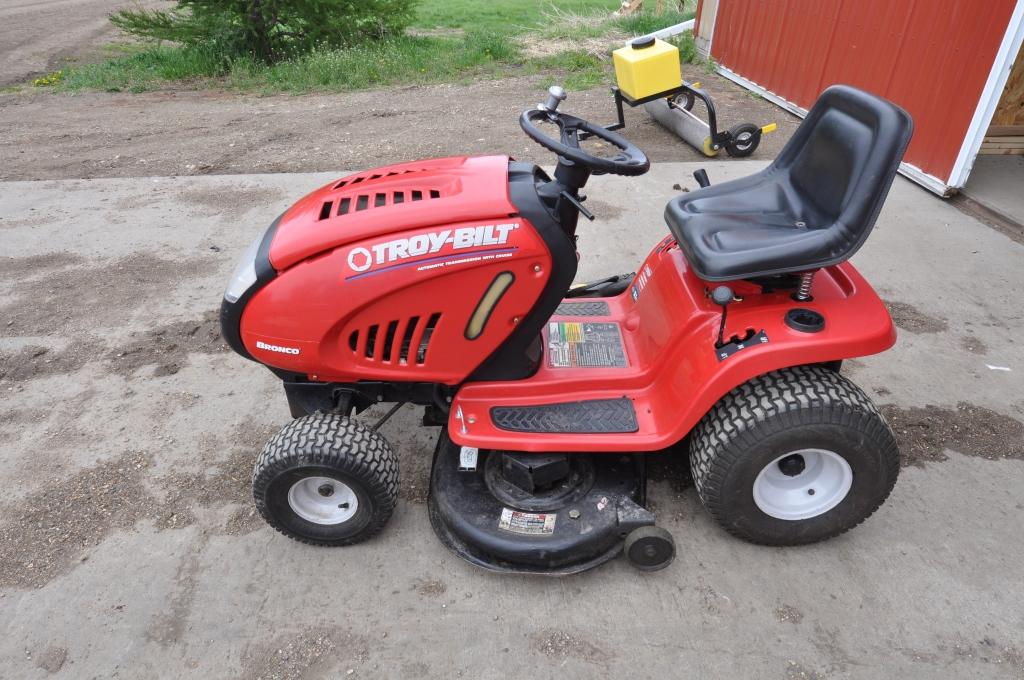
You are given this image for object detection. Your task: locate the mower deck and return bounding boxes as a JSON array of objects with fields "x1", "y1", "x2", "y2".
[{"x1": 427, "y1": 431, "x2": 654, "y2": 574}]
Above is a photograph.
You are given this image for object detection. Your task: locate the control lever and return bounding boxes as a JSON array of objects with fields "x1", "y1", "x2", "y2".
[
  {"x1": 693, "y1": 168, "x2": 711, "y2": 188},
  {"x1": 711, "y1": 285, "x2": 734, "y2": 347},
  {"x1": 560, "y1": 190, "x2": 595, "y2": 221}
]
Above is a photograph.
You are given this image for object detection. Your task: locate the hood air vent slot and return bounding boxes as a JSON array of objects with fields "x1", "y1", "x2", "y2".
[
  {"x1": 318, "y1": 201, "x2": 333, "y2": 221},
  {"x1": 350, "y1": 313, "x2": 442, "y2": 366},
  {"x1": 324, "y1": 187, "x2": 445, "y2": 221}
]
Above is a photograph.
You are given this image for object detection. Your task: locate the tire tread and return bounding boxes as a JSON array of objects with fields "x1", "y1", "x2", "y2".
[
  {"x1": 252, "y1": 412, "x2": 399, "y2": 546},
  {"x1": 689, "y1": 365, "x2": 899, "y2": 545}
]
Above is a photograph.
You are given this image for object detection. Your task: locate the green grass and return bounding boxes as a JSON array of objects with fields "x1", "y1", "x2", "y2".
[
  {"x1": 537, "y1": 8, "x2": 691, "y2": 40},
  {"x1": 55, "y1": 2, "x2": 701, "y2": 95},
  {"x1": 61, "y1": 31, "x2": 523, "y2": 93},
  {"x1": 412, "y1": 0, "x2": 614, "y2": 32}
]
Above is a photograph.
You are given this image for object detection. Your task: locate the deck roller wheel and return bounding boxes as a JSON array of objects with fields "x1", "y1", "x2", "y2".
[{"x1": 624, "y1": 526, "x2": 676, "y2": 571}]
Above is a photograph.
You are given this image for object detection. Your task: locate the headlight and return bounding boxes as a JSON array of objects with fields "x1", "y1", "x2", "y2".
[{"x1": 224, "y1": 234, "x2": 263, "y2": 303}]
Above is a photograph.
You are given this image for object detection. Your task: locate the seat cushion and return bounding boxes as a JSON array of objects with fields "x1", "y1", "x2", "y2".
[
  {"x1": 666, "y1": 172, "x2": 846, "y2": 281},
  {"x1": 664, "y1": 84, "x2": 913, "y2": 282}
]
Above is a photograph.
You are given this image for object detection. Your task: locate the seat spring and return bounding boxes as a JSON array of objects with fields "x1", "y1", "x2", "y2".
[{"x1": 796, "y1": 271, "x2": 815, "y2": 301}]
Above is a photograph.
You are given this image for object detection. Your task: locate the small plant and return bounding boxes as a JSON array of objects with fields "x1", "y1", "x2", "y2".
[
  {"x1": 110, "y1": 0, "x2": 418, "y2": 64},
  {"x1": 33, "y1": 70, "x2": 63, "y2": 87}
]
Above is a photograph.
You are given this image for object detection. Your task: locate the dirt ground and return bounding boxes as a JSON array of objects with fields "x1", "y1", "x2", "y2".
[
  {"x1": 0, "y1": 0, "x2": 167, "y2": 88},
  {"x1": 2, "y1": 162, "x2": 1023, "y2": 679},
  {"x1": 0, "y1": 71, "x2": 798, "y2": 181}
]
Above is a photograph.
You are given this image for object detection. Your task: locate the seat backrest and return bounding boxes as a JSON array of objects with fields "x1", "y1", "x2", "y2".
[{"x1": 774, "y1": 84, "x2": 913, "y2": 244}]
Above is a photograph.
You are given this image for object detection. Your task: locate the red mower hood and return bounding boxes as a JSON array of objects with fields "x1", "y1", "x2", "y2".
[{"x1": 268, "y1": 155, "x2": 518, "y2": 271}]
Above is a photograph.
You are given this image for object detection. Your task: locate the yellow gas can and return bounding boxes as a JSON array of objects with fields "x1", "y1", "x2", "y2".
[{"x1": 613, "y1": 37, "x2": 682, "y2": 101}]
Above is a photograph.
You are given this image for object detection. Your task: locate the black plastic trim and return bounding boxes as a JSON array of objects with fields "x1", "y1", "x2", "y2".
[
  {"x1": 219, "y1": 213, "x2": 283, "y2": 362},
  {"x1": 468, "y1": 162, "x2": 578, "y2": 381},
  {"x1": 785, "y1": 308, "x2": 826, "y2": 333},
  {"x1": 491, "y1": 398, "x2": 639, "y2": 433}
]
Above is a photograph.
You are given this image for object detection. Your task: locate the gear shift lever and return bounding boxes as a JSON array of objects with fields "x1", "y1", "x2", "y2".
[{"x1": 711, "y1": 285, "x2": 734, "y2": 347}]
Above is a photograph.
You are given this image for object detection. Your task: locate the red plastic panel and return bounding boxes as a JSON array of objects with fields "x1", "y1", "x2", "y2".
[
  {"x1": 240, "y1": 157, "x2": 554, "y2": 384},
  {"x1": 269, "y1": 155, "x2": 518, "y2": 270},
  {"x1": 449, "y1": 237, "x2": 895, "y2": 453}
]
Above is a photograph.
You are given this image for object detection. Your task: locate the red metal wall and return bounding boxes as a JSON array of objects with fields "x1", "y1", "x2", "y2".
[{"x1": 702, "y1": 0, "x2": 1017, "y2": 182}]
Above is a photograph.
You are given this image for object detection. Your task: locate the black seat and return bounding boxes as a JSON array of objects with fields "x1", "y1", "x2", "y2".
[{"x1": 665, "y1": 85, "x2": 913, "y2": 281}]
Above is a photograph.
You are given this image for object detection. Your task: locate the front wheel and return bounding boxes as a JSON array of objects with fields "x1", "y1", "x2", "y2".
[
  {"x1": 689, "y1": 366, "x2": 899, "y2": 546},
  {"x1": 252, "y1": 413, "x2": 399, "y2": 546}
]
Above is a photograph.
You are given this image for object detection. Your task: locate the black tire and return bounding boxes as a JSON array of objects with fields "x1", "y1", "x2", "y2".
[
  {"x1": 252, "y1": 412, "x2": 399, "y2": 546},
  {"x1": 689, "y1": 365, "x2": 899, "y2": 546},
  {"x1": 724, "y1": 122, "x2": 761, "y2": 157}
]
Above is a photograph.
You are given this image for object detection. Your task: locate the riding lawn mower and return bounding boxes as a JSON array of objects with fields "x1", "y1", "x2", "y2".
[{"x1": 220, "y1": 83, "x2": 913, "y2": 574}]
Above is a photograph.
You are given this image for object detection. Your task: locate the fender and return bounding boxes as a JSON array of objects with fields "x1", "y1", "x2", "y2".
[{"x1": 448, "y1": 238, "x2": 896, "y2": 452}]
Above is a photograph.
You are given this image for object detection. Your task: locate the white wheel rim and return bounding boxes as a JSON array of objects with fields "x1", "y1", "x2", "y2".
[
  {"x1": 752, "y1": 449, "x2": 852, "y2": 520},
  {"x1": 287, "y1": 476, "x2": 359, "y2": 525}
]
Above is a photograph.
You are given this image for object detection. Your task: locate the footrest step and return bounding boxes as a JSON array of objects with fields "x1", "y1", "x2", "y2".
[
  {"x1": 490, "y1": 398, "x2": 638, "y2": 434},
  {"x1": 553, "y1": 301, "x2": 610, "y2": 317}
]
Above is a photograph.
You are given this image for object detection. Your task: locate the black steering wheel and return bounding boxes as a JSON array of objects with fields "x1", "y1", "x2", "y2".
[{"x1": 520, "y1": 107, "x2": 650, "y2": 177}]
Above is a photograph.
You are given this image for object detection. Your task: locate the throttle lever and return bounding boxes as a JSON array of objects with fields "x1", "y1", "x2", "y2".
[{"x1": 560, "y1": 191, "x2": 595, "y2": 221}]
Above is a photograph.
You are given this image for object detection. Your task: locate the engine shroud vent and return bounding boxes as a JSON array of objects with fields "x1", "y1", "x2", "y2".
[
  {"x1": 347, "y1": 313, "x2": 442, "y2": 366},
  {"x1": 317, "y1": 187, "x2": 446, "y2": 221}
]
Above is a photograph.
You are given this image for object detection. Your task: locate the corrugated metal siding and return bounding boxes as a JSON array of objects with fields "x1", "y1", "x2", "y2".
[{"x1": 706, "y1": 0, "x2": 1017, "y2": 182}]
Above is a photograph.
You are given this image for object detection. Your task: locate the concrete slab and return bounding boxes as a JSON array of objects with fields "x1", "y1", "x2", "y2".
[
  {"x1": 963, "y1": 155, "x2": 1024, "y2": 225},
  {"x1": 1, "y1": 163, "x2": 1023, "y2": 679}
]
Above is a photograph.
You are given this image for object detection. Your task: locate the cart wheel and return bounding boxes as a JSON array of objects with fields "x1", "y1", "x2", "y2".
[
  {"x1": 252, "y1": 412, "x2": 399, "y2": 546},
  {"x1": 624, "y1": 526, "x2": 675, "y2": 571},
  {"x1": 672, "y1": 91, "x2": 694, "y2": 111},
  {"x1": 725, "y1": 123, "x2": 761, "y2": 157},
  {"x1": 689, "y1": 365, "x2": 899, "y2": 546}
]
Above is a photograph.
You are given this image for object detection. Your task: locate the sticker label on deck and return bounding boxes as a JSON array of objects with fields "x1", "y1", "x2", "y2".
[
  {"x1": 547, "y1": 321, "x2": 627, "y2": 368},
  {"x1": 498, "y1": 508, "x2": 556, "y2": 535},
  {"x1": 458, "y1": 446, "x2": 479, "y2": 471}
]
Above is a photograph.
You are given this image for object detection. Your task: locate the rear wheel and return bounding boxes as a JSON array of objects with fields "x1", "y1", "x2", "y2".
[
  {"x1": 689, "y1": 366, "x2": 899, "y2": 545},
  {"x1": 253, "y1": 413, "x2": 399, "y2": 546}
]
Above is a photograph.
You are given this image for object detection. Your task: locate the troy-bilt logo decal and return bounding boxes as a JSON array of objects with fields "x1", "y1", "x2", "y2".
[
  {"x1": 256, "y1": 340, "x2": 300, "y2": 355},
  {"x1": 345, "y1": 223, "x2": 520, "y2": 277}
]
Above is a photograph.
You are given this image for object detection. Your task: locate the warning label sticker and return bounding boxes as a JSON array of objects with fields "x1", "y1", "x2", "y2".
[
  {"x1": 498, "y1": 508, "x2": 556, "y2": 535},
  {"x1": 458, "y1": 446, "x2": 479, "y2": 471},
  {"x1": 547, "y1": 321, "x2": 627, "y2": 368}
]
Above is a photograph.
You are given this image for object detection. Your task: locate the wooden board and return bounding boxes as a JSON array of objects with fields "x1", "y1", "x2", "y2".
[
  {"x1": 979, "y1": 135, "x2": 1024, "y2": 155},
  {"x1": 985, "y1": 46, "x2": 1023, "y2": 155},
  {"x1": 991, "y1": 48, "x2": 1023, "y2": 126},
  {"x1": 987, "y1": 125, "x2": 1024, "y2": 136}
]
